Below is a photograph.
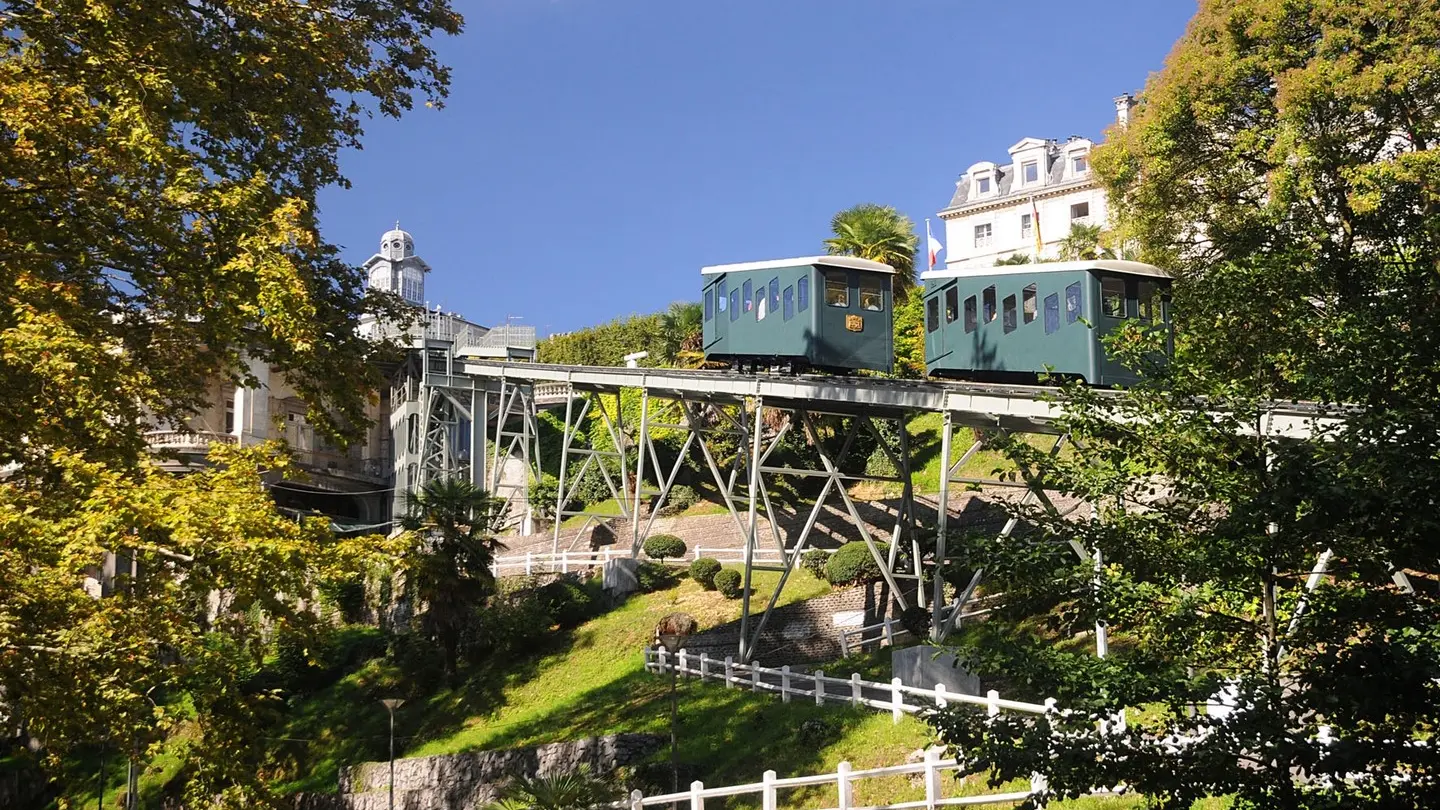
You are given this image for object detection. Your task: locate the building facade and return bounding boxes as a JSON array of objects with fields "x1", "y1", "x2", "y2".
[
  {"x1": 145, "y1": 226, "x2": 538, "y2": 534},
  {"x1": 937, "y1": 95, "x2": 1135, "y2": 271}
]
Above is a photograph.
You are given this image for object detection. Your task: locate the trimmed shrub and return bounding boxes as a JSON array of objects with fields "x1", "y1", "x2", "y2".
[
  {"x1": 825, "y1": 541, "x2": 890, "y2": 587},
  {"x1": 539, "y1": 577, "x2": 601, "y2": 629},
  {"x1": 661, "y1": 484, "x2": 699, "y2": 516},
  {"x1": 800, "y1": 549, "x2": 830, "y2": 580},
  {"x1": 643, "y1": 534, "x2": 687, "y2": 563},
  {"x1": 636, "y1": 561, "x2": 678, "y2": 593},
  {"x1": 689, "y1": 557, "x2": 722, "y2": 589},
  {"x1": 713, "y1": 568, "x2": 743, "y2": 599}
]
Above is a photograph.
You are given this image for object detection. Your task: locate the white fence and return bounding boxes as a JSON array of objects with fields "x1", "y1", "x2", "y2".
[
  {"x1": 616, "y1": 750, "x2": 1047, "y2": 810},
  {"x1": 837, "y1": 594, "x2": 1005, "y2": 657},
  {"x1": 490, "y1": 545, "x2": 833, "y2": 576},
  {"x1": 643, "y1": 647, "x2": 1053, "y2": 723}
]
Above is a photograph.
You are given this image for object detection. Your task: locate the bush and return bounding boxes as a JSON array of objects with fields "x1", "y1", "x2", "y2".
[
  {"x1": 636, "y1": 561, "x2": 678, "y2": 593},
  {"x1": 689, "y1": 557, "x2": 722, "y2": 589},
  {"x1": 800, "y1": 549, "x2": 830, "y2": 579},
  {"x1": 464, "y1": 594, "x2": 554, "y2": 662},
  {"x1": 642, "y1": 534, "x2": 687, "y2": 562},
  {"x1": 269, "y1": 624, "x2": 387, "y2": 695},
  {"x1": 899, "y1": 605, "x2": 932, "y2": 638},
  {"x1": 825, "y1": 541, "x2": 890, "y2": 587},
  {"x1": 538, "y1": 577, "x2": 602, "y2": 629},
  {"x1": 713, "y1": 568, "x2": 743, "y2": 599},
  {"x1": 661, "y1": 484, "x2": 699, "y2": 516}
]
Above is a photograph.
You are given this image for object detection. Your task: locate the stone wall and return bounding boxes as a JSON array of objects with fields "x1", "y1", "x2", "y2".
[
  {"x1": 294, "y1": 733, "x2": 663, "y2": 810},
  {"x1": 500, "y1": 487, "x2": 1085, "y2": 559}
]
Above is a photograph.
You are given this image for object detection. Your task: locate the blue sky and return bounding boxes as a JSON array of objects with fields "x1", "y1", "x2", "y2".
[{"x1": 317, "y1": 0, "x2": 1195, "y2": 337}]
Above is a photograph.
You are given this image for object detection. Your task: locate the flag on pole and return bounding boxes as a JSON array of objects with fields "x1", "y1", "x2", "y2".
[
  {"x1": 1031, "y1": 197, "x2": 1044, "y2": 259},
  {"x1": 926, "y1": 219, "x2": 944, "y2": 270}
]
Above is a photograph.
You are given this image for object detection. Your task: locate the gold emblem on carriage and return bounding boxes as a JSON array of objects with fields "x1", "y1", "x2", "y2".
[{"x1": 845, "y1": 314, "x2": 863, "y2": 332}]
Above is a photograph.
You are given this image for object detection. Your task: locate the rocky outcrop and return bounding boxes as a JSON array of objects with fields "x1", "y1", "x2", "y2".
[{"x1": 294, "y1": 733, "x2": 663, "y2": 810}]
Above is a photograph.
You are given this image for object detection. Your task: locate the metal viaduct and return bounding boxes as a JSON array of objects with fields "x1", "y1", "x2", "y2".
[{"x1": 391, "y1": 349, "x2": 1344, "y2": 663}]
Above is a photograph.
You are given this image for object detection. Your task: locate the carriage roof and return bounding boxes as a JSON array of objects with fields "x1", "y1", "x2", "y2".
[
  {"x1": 701, "y1": 256, "x2": 896, "y2": 276},
  {"x1": 920, "y1": 259, "x2": 1171, "y2": 282}
]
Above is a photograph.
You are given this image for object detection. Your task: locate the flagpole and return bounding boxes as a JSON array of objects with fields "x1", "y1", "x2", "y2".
[{"x1": 1031, "y1": 196, "x2": 1044, "y2": 259}]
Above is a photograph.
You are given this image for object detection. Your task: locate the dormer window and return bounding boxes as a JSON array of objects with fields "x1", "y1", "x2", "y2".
[
  {"x1": 976, "y1": 175, "x2": 991, "y2": 194},
  {"x1": 1022, "y1": 160, "x2": 1039, "y2": 184},
  {"x1": 1072, "y1": 153, "x2": 1088, "y2": 174}
]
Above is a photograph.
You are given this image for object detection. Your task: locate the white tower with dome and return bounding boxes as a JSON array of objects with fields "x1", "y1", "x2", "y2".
[{"x1": 363, "y1": 224, "x2": 430, "y2": 306}]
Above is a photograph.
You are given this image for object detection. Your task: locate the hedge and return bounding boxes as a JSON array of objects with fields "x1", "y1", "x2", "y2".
[{"x1": 689, "y1": 557, "x2": 722, "y2": 590}]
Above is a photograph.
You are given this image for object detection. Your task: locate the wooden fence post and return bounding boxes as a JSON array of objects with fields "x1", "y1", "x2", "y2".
[
  {"x1": 629, "y1": 788, "x2": 644, "y2": 810},
  {"x1": 891, "y1": 677, "x2": 905, "y2": 723},
  {"x1": 752, "y1": 662, "x2": 762, "y2": 692},
  {"x1": 525, "y1": 552, "x2": 533, "y2": 576},
  {"x1": 883, "y1": 619, "x2": 895, "y2": 646},
  {"x1": 839, "y1": 631, "x2": 850, "y2": 658},
  {"x1": 851, "y1": 673, "x2": 862, "y2": 705},
  {"x1": 836, "y1": 761, "x2": 853, "y2": 810},
  {"x1": 923, "y1": 748, "x2": 942, "y2": 810},
  {"x1": 934, "y1": 683, "x2": 948, "y2": 709},
  {"x1": 986, "y1": 689, "x2": 1000, "y2": 718},
  {"x1": 657, "y1": 646, "x2": 668, "y2": 674},
  {"x1": 724, "y1": 656, "x2": 735, "y2": 689},
  {"x1": 814, "y1": 670, "x2": 825, "y2": 705},
  {"x1": 1044, "y1": 698, "x2": 1057, "y2": 714},
  {"x1": 678, "y1": 648, "x2": 689, "y2": 677},
  {"x1": 699, "y1": 653, "x2": 709, "y2": 682},
  {"x1": 561, "y1": 551, "x2": 569, "y2": 574},
  {"x1": 781, "y1": 666, "x2": 792, "y2": 703},
  {"x1": 689, "y1": 780, "x2": 705, "y2": 810},
  {"x1": 761, "y1": 770, "x2": 777, "y2": 810}
]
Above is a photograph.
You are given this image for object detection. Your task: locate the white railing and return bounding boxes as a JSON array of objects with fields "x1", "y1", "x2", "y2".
[
  {"x1": 145, "y1": 430, "x2": 239, "y2": 450},
  {"x1": 837, "y1": 594, "x2": 1005, "y2": 657},
  {"x1": 615, "y1": 751, "x2": 1047, "y2": 810},
  {"x1": 644, "y1": 647, "x2": 1053, "y2": 723},
  {"x1": 490, "y1": 548, "x2": 636, "y2": 576},
  {"x1": 533, "y1": 383, "x2": 571, "y2": 402}
]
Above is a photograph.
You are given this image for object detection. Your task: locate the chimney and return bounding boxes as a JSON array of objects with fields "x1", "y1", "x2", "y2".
[{"x1": 1114, "y1": 93, "x2": 1137, "y2": 128}]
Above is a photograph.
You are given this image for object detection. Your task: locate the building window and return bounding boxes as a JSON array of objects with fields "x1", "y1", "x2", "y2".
[
  {"x1": 743, "y1": 279, "x2": 754, "y2": 311},
  {"x1": 976, "y1": 175, "x2": 991, "y2": 194},
  {"x1": 798, "y1": 276, "x2": 810, "y2": 311},
  {"x1": 1066, "y1": 282, "x2": 1082, "y2": 323},
  {"x1": 769, "y1": 278, "x2": 780, "y2": 313},
  {"x1": 1044, "y1": 293, "x2": 1060, "y2": 334},
  {"x1": 1102, "y1": 276, "x2": 1127, "y2": 318},
  {"x1": 729, "y1": 289, "x2": 740, "y2": 321},
  {"x1": 974, "y1": 223, "x2": 992, "y2": 248},
  {"x1": 756, "y1": 287, "x2": 767, "y2": 320},
  {"x1": 225, "y1": 400, "x2": 236, "y2": 434},
  {"x1": 825, "y1": 273, "x2": 849, "y2": 307},
  {"x1": 1072, "y1": 153, "x2": 1088, "y2": 174},
  {"x1": 1003, "y1": 294, "x2": 1017, "y2": 334},
  {"x1": 860, "y1": 279, "x2": 884, "y2": 311},
  {"x1": 964, "y1": 296, "x2": 977, "y2": 333},
  {"x1": 717, "y1": 280, "x2": 728, "y2": 312},
  {"x1": 1070, "y1": 202, "x2": 1090, "y2": 221},
  {"x1": 704, "y1": 289, "x2": 714, "y2": 322},
  {"x1": 1022, "y1": 160, "x2": 1038, "y2": 184},
  {"x1": 1022, "y1": 284, "x2": 1037, "y2": 323},
  {"x1": 783, "y1": 286, "x2": 794, "y2": 321},
  {"x1": 926, "y1": 297, "x2": 940, "y2": 332},
  {"x1": 944, "y1": 287, "x2": 958, "y2": 323},
  {"x1": 1020, "y1": 213, "x2": 1033, "y2": 240},
  {"x1": 983, "y1": 286, "x2": 997, "y2": 322}
]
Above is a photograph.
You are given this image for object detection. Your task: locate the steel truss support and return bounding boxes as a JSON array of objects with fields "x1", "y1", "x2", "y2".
[{"x1": 488, "y1": 377, "x2": 542, "y2": 534}]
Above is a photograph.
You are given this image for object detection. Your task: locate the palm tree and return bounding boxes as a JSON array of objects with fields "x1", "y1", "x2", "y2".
[
  {"x1": 400, "y1": 478, "x2": 508, "y2": 678},
  {"x1": 1057, "y1": 223, "x2": 1105, "y2": 261},
  {"x1": 824, "y1": 203, "x2": 919, "y2": 300},
  {"x1": 661, "y1": 301, "x2": 704, "y2": 367},
  {"x1": 994, "y1": 253, "x2": 1034, "y2": 266},
  {"x1": 480, "y1": 766, "x2": 621, "y2": 810}
]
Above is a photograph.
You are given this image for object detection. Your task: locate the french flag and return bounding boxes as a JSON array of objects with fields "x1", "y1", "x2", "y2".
[{"x1": 926, "y1": 220, "x2": 944, "y2": 269}]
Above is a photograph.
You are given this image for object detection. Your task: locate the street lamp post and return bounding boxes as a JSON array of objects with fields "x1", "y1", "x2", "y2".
[
  {"x1": 655, "y1": 612, "x2": 696, "y2": 798},
  {"x1": 381, "y1": 698, "x2": 405, "y2": 810}
]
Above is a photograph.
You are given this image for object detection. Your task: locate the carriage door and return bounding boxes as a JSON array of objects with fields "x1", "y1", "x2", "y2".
[
  {"x1": 924, "y1": 282, "x2": 957, "y2": 365},
  {"x1": 704, "y1": 275, "x2": 730, "y2": 351}
]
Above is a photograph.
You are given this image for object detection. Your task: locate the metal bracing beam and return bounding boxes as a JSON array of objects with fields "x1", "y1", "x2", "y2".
[
  {"x1": 679, "y1": 399, "x2": 753, "y2": 543},
  {"x1": 739, "y1": 397, "x2": 765, "y2": 662},
  {"x1": 551, "y1": 388, "x2": 579, "y2": 556},
  {"x1": 630, "y1": 390, "x2": 651, "y2": 555},
  {"x1": 799, "y1": 410, "x2": 911, "y2": 612}
]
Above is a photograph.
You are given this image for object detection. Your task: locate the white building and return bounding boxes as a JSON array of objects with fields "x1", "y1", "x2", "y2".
[{"x1": 937, "y1": 95, "x2": 1136, "y2": 270}]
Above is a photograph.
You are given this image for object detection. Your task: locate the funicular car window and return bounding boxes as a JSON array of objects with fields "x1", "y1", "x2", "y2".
[
  {"x1": 798, "y1": 276, "x2": 810, "y2": 311},
  {"x1": 964, "y1": 296, "x2": 977, "y2": 333},
  {"x1": 769, "y1": 278, "x2": 780, "y2": 313},
  {"x1": 743, "y1": 280, "x2": 754, "y2": 311},
  {"x1": 983, "y1": 286, "x2": 997, "y2": 322},
  {"x1": 1137, "y1": 280, "x2": 1158, "y2": 321},
  {"x1": 729, "y1": 290, "x2": 740, "y2": 321},
  {"x1": 1065, "y1": 282, "x2": 1082, "y2": 323},
  {"x1": 860, "y1": 279, "x2": 883, "y2": 311},
  {"x1": 926, "y1": 297, "x2": 940, "y2": 332},
  {"x1": 825, "y1": 273, "x2": 849, "y2": 307},
  {"x1": 944, "y1": 287, "x2": 958, "y2": 323},
  {"x1": 1003, "y1": 294, "x2": 1017, "y2": 333},
  {"x1": 783, "y1": 286, "x2": 794, "y2": 321},
  {"x1": 756, "y1": 287, "x2": 767, "y2": 320},
  {"x1": 717, "y1": 280, "x2": 728, "y2": 312},
  {"x1": 1045, "y1": 293, "x2": 1060, "y2": 334},
  {"x1": 1101, "y1": 276, "x2": 1126, "y2": 318},
  {"x1": 704, "y1": 289, "x2": 713, "y2": 321},
  {"x1": 1023, "y1": 284, "x2": 1037, "y2": 323}
]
